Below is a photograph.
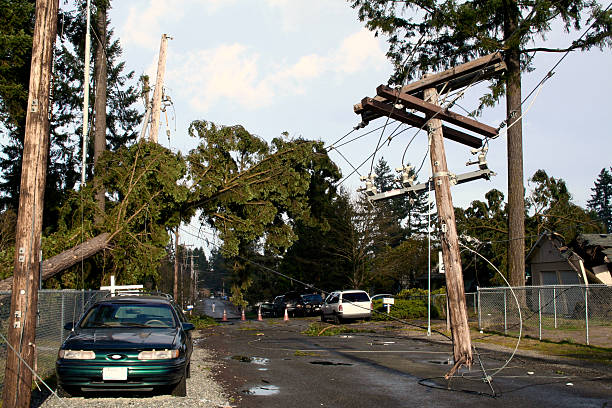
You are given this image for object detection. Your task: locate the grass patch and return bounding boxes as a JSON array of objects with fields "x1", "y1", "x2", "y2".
[
  {"x1": 189, "y1": 314, "x2": 218, "y2": 329},
  {"x1": 238, "y1": 326, "x2": 258, "y2": 331},
  {"x1": 302, "y1": 322, "x2": 375, "y2": 337},
  {"x1": 294, "y1": 350, "x2": 321, "y2": 357},
  {"x1": 473, "y1": 328, "x2": 612, "y2": 364}
]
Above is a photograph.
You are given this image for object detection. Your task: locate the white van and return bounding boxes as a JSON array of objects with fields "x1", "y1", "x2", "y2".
[{"x1": 321, "y1": 290, "x2": 372, "y2": 323}]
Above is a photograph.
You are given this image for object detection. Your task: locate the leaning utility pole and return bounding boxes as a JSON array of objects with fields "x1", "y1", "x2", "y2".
[
  {"x1": 353, "y1": 54, "x2": 504, "y2": 377},
  {"x1": 2, "y1": 0, "x2": 60, "y2": 406},
  {"x1": 424, "y1": 84, "x2": 473, "y2": 371},
  {"x1": 149, "y1": 34, "x2": 169, "y2": 143}
]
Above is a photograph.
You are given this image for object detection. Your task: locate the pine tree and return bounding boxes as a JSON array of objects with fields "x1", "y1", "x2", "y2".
[
  {"x1": 587, "y1": 167, "x2": 612, "y2": 233},
  {"x1": 0, "y1": 0, "x2": 141, "y2": 228}
]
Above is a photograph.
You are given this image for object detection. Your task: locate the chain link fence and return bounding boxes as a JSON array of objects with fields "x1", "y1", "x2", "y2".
[
  {"x1": 0, "y1": 290, "x2": 108, "y2": 393},
  {"x1": 477, "y1": 285, "x2": 612, "y2": 347}
]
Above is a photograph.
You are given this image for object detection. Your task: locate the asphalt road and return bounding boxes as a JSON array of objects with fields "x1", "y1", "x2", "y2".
[
  {"x1": 196, "y1": 298, "x2": 241, "y2": 319},
  {"x1": 201, "y1": 317, "x2": 611, "y2": 408}
]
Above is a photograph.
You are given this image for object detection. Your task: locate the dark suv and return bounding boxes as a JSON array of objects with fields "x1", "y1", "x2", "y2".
[
  {"x1": 301, "y1": 293, "x2": 324, "y2": 316},
  {"x1": 273, "y1": 292, "x2": 306, "y2": 317},
  {"x1": 56, "y1": 294, "x2": 194, "y2": 396}
]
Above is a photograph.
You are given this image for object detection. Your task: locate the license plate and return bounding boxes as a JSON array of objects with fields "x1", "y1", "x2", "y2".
[{"x1": 103, "y1": 366, "x2": 127, "y2": 381}]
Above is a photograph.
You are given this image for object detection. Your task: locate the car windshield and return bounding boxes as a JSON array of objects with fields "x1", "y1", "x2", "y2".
[
  {"x1": 342, "y1": 292, "x2": 370, "y2": 302},
  {"x1": 80, "y1": 303, "x2": 177, "y2": 328},
  {"x1": 301, "y1": 294, "x2": 323, "y2": 302}
]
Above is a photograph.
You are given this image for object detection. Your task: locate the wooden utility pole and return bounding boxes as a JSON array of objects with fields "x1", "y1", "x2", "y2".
[
  {"x1": 93, "y1": 0, "x2": 108, "y2": 223},
  {"x1": 173, "y1": 227, "x2": 179, "y2": 300},
  {"x1": 149, "y1": 34, "x2": 169, "y2": 143},
  {"x1": 424, "y1": 84, "x2": 473, "y2": 372},
  {"x1": 2, "y1": 0, "x2": 60, "y2": 406}
]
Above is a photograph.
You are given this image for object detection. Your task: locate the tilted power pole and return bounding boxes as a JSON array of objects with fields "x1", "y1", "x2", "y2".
[
  {"x1": 2, "y1": 0, "x2": 60, "y2": 406},
  {"x1": 149, "y1": 34, "x2": 170, "y2": 143},
  {"x1": 353, "y1": 54, "x2": 505, "y2": 377},
  {"x1": 424, "y1": 85, "x2": 473, "y2": 371}
]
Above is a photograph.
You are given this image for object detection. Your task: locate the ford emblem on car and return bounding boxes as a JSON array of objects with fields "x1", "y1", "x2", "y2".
[{"x1": 108, "y1": 354, "x2": 125, "y2": 360}]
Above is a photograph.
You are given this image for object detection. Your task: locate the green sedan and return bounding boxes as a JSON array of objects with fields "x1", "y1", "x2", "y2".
[{"x1": 56, "y1": 295, "x2": 194, "y2": 396}]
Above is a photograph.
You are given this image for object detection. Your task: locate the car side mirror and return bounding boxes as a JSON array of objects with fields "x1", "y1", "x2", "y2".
[
  {"x1": 63, "y1": 322, "x2": 75, "y2": 331},
  {"x1": 182, "y1": 322, "x2": 195, "y2": 331}
]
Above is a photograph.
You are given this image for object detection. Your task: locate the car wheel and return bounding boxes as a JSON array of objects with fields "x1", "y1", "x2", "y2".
[
  {"x1": 171, "y1": 369, "x2": 187, "y2": 397},
  {"x1": 320, "y1": 313, "x2": 325, "y2": 322},
  {"x1": 333, "y1": 314, "x2": 342, "y2": 325}
]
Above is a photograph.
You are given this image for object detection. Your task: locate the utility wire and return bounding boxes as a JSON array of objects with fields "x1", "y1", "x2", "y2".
[
  {"x1": 494, "y1": 1, "x2": 612, "y2": 138},
  {"x1": 179, "y1": 226, "x2": 452, "y2": 339},
  {"x1": 328, "y1": 120, "x2": 399, "y2": 151},
  {"x1": 336, "y1": 121, "x2": 408, "y2": 187}
]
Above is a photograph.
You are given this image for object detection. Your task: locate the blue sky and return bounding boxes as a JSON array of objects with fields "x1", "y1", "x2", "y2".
[{"x1": 108, "y1": 0, "x2": 611, "y2": 223}]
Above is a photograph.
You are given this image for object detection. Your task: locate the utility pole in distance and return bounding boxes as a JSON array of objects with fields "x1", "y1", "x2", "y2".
[
  {"x1": 173, "y1": 227, "x2": 179, "y2": 300},
  {"x1": 2, "y1": 0, "x2": 60, "y2": 406},
  {"x1": 424, "y1": 84, "x2": 473, "y2": 372},
  {"x1": 149, "y1": 34, "x2": 170, "y2": 143}
]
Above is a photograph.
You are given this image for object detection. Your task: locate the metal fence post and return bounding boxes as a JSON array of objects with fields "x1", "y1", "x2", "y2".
[
  {"x1": 553, "y1": 286, "x2": 557, "y2": 329},
  {"x1": 503, "y1": 288, "x2": 507, "y2": 335},
  {"x1": 477, "y1": 287, "x2": 481, "y2": 331},
  {"x1": 60, "y1": 292, "x2": 65, "y2": 343},
  {"x1": 585, "y1": 286, "x2": 589, "y2": 345},
  {"x1": 473, "y1": 293, "x2": 477, "y2": 315},
  {"x1": 538, "y1": 288, "x2": 542, "y2": 341}
]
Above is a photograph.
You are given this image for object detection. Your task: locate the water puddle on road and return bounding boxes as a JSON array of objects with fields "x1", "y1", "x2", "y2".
[
  {"x1": 229, "y1": 355, "x2": 270, "y2": 365},
  {"x1": 243, "y1": 385, "x2": 280, "y2": 396},
  {"x1": 309, "y1": 361, "x2": 353, "y2": 366},
  {"x1": 427, "y1": 359, "x2": 453, "y2": 365}
]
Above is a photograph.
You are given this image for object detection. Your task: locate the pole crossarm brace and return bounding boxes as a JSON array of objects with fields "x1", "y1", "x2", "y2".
[
  {"x1": 360, "y1": 97, "x2": 483, "y2": 149},
  {"x1": 376, "y1": 85, "x2": 498, "y2": 138},
  {"x1": 368, "y1": 168, "x2": 496, "y2": 202},
  {"x1": 353, "y1": 52, "x2": 506, "y2": 128},
  {"x1": 399, "y1": 52, "x2": 505, "y2": 96}
]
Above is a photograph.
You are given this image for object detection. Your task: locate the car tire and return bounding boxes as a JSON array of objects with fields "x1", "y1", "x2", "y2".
[
  {"x1": 320, "y1": 313, "x2": 326, "y2": 322},
  {"x1": 333, "y1": 314, "x2": 342, "y2": 325},
  {"x1": 56, "y1": 385, "x2": 75, "y2": 398},
  {"x1": 171, "y1": 370, "x2": 187, "y2": 397}
]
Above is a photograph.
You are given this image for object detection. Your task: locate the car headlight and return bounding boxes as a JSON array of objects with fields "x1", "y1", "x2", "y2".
[
  {"x1": 138, "y1": 349, "x2": 179, "y2": 360},
  {"x1": 59, "y1": 350, "x2": 96, "y2": 360}
]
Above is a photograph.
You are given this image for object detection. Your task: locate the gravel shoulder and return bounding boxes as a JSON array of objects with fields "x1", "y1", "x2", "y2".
[{"x1": 32, "y1": 330, "x2": 232, "y2": 408}]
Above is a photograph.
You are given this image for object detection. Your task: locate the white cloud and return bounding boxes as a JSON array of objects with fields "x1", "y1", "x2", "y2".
[
  {"x1": 334, "y1": 29, "x2": 387, "y2": 74},
  {"x1": 118, "y1": 0, "x2": 235, "y2": 49},
  {"x1": 167, "y1": 44, "x2": 274, "y2": 112},
  {"x1": 119, "y1": 0, "x2": 183, "y2": 49},
  {"x1": 166, "y1": 29, "x2": 386, "y2": 112},
  {"x1": 265, "y1": 0, "x2": 347, "y2": 32}
]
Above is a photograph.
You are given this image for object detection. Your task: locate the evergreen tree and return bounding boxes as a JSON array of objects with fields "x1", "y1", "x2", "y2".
[
  {"x1": 373, "y1": 158, "x2": 405, "y2": 247},
  {"x1": 527, "y1": 169, "x2": 602, "y2": 242},
  {"x1": 587, "y1": 167, "x2": 612, "y2": 233},
  {"x1": 0, "y1": 0, "x2": 141, "y2": 228}
]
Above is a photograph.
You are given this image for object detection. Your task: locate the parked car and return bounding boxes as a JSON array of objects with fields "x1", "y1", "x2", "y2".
[
  {"x1": 272, "y1": 295, "x2": 285, "y2": 317},
  {"x1": 321, "y1": 290, "x2": 372, "y2": 324},
  {"x1": 301, "y1": 293, "x2": 324, "y2": 316},
  {"x1": 56, "y1": 294, "x2": 194, "y2": 397},
  {"x1": 278, "y1": 292, "x2": 306, "y2": 317},
  {"x1": 259, "y1": 302, "x2": 276, "y2": 317}
]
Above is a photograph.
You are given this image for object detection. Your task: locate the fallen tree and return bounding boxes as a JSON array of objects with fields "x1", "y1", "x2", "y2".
[{"x1": 0, "y1": 232, "x2": 110, "y2": 290}]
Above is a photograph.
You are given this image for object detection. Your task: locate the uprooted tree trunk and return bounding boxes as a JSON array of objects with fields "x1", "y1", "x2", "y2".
[{"x1": 0, "y1": 232, "x2": 111, "y2": 290}]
